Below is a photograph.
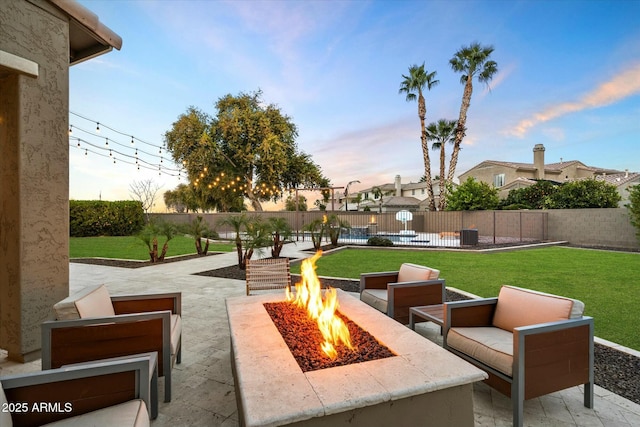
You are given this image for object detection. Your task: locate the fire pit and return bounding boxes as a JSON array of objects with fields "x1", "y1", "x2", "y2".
[
  {"x1": 264, "y1": 301, "x2": 395, "y2": 372},
  {"x1": 228, "y1": 290, "x2": 487, "y2": 427}
]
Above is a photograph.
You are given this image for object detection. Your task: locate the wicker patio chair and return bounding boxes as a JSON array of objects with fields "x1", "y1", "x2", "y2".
[{"x1": 246, "y1": 258, "x2": 291, "y2": 295}]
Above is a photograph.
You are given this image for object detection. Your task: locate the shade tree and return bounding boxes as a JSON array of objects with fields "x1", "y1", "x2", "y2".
[{"x1": 164, "y1": 90, "x2": 329, "y2": 212}]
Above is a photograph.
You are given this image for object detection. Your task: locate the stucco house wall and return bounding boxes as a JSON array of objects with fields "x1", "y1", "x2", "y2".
[
  {"x1": 0, "y1": 0, "x2": 120, "y2": 362},
  {"x1": 1, "y1": 0, "x2": 71, "y2": 362}
]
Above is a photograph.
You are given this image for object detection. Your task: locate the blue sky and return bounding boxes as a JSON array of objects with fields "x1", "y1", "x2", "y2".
[{"x1": 70, "y1": 0, "x2": 640, "y2": 209}]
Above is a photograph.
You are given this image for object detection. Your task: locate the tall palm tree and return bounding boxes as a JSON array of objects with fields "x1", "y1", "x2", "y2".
[
  {"x1": 446, "y1": 43, "x2": 498, "y2": 205},
  {"x1": 425, "y1": 119, "x2": 457, "y2": 210},
  {"x1": 399, "y1": 63, "x2": 439, "y2": 211}
]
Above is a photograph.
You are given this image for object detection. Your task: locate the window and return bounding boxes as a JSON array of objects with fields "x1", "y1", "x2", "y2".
[
  {"x1": 493, "y1": 173, "x2": 506, "y2": 187},
  {"x1": 411, "y1": 189, "x2": 415, "y2": 195},
  {"x1": 421, "y1": 188, "x2": 425, "y2": 194}
]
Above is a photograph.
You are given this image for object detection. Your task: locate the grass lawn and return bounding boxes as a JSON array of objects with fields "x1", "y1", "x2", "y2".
[
  {"x1": 292, "y1": 246, "x2": 640, "y2": 351},
  {"x1": 70, "y1": 235, "x2": 235, "y2": 260}
]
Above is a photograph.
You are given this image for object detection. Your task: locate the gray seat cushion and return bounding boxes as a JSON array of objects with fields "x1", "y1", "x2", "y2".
[
  {"x1": 447, "y1": 326, "x2": 514, "y2": 377},
  {"x1": 360, "y1": 288, "x2": 388, "y2": 314}
]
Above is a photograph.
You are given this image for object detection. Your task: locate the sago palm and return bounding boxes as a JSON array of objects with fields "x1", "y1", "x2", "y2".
[
  {"x1": 446, "y1": 42, "x2": 498, "y2": 203},
  {"x1": 425, "y1": 119, "x2": 457, "y2": 210},
  {"x1": 399, "y1": 63, "x2": 439, "y2": 211}
]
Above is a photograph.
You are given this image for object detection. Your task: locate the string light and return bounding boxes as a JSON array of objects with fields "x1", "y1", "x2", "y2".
[
  {"x1": 70, "y1": 143, "x2": 182, "y2": 177},
  {"x1": 71, "y1": 111, "x2": 161, "y2": 149},
  {"x1": 68, "y1": 111, "x2": 184, "y2": 179},
  {"x1": 69, "y1": 113, "x2": 284, "y2": 198}
]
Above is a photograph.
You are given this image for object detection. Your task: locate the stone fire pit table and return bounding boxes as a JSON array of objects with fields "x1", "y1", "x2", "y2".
[{"x1": 227, "y1": 289, "x2": 487, "y2": 427}]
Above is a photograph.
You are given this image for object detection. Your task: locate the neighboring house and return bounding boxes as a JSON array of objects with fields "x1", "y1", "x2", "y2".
[
  {"x1": 594, "y1": 172, "x2": 640, "y2": 207},
  {"x1": 459, "y1": 144, "x2": 639, "y2": 206},
  {"x1": 339, "y1": 175, "x2": 442, "y2": 212}
]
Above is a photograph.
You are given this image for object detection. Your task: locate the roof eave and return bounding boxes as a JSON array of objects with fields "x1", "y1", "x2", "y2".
[{"x1": 48, "y1": 0, "x2": 122, "y2": 65}]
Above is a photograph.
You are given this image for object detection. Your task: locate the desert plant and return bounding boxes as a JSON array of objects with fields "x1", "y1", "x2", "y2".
[
  {"x1": 325, "y1": 214, "x2": 350, "y2": 246},
  {"x1": 137, "y1": 220, "x2": 178, "y2": 262},
  {"x1": 182, "y1": 216, "x2": 217, "y2": 255},
  {"x1": 303, "y1": 218, "x2": 326, "y2": 251},
  {"x1": 218, "y1": 213, "x2": 249, "y2": 269},
  {"x1": 268, "y1": 217, "x2": 293, "y2": 258},
  {"x1": 218, "y1": 214, "x2": 273, "y2": 269},
  {"x1": 241, "y1": 218, "x2": 273, "y2": 267}
]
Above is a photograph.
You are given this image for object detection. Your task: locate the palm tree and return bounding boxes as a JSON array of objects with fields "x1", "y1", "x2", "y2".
[
  {"x1": 446, "y1": 43, "x2": 498, "y2": 206},
  {"x1": 426, "y1": 119, "x2": 457, "y2": 210},
  {"x1": 218, "y1": 213, "x2": 249, "y2": 269},
  {"x1": 371, "y1": 186, "x2": 393, "y2": 213},
  {"x1": 399, "y1": 63, "x2": 439, "y2": 211}
]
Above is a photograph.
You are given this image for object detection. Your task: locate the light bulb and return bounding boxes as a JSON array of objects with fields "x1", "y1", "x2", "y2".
[{"x1": 96, "y1": 122, "x2": 100, "y2": 132}]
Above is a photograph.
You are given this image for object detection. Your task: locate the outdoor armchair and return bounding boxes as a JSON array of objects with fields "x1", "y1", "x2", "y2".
[
  {"x1": 443, "y1": 285, "x2": 594, "y2": 427},
  {"x1": 41, "y1": 285, "x2": 181, "y2": 403},
  {"x1": 245, "y1": 257, "x2": 291, "y2": 295},
  {"x1": 1, "y1": 354, "x2": 153, "y2": 427},
  {"x1": 359, "y1": 263, "x2": 445, "y2": 324}
]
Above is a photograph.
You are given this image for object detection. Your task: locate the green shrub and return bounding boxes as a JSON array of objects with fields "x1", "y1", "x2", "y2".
[
  {"x1": 627, "y1": 184, "x2": 640, "y2": 242},
  {"x1": 500, "y1": 180, "x2": 557, "y2": 210},
  {"x1": 367, "y1": 236, "x2": 394, "y2": 246},
  {"x1": 70, "y1": 200, "x2": 145, "y2": 237},
  {"x1": 550, "y1": 179, "x2": 621, "y2": 208},
  {"x1": 445, "y1": 177, "x2": 499, "y2": 211}
]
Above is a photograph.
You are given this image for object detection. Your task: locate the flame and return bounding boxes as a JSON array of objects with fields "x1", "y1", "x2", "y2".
[{"x1": 286, "y1": 251, "x2": 353, "y2": 358}]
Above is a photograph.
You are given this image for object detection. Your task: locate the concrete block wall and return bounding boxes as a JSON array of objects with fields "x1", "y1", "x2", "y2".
[
  {"x1": 546, "y1": 208, "x2": 638, "y2": 249},
  {"x1": 152, "y1": 208, "x2": 639, "y2": 250}
]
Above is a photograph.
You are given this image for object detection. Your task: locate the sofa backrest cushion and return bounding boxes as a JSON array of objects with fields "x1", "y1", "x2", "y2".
[
  {"x1": 0, "y1": 383, "x2": 12, "y2": 427},
  {"x1": 397, "y1": 263, "x2": 440, "y2": 282},
  {"x1": 493, "y1": 285, "x2": 581, "y2": 332},
  {"x1": 53, "y1": 285, "x2": 115, "y2": 320}
]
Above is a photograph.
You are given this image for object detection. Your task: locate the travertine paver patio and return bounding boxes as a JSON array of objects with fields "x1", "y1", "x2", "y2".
[{"x1": 1, "y1": 241, "x2": 640, "y2": 426}]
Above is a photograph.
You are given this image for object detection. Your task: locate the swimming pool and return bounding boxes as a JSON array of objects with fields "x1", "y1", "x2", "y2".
[{"x1": 338, "y1": 232, "x2": 461, "y2": 248}]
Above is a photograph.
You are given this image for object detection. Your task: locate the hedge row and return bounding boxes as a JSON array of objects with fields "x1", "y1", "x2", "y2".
[{"x1": 70, "y1": 200, "x2": 145, "y2": 237}]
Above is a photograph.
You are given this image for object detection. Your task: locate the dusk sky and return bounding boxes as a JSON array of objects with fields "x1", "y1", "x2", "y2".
[{"x1": 70, "y1": 0, "x2": 640, "y2": 210}]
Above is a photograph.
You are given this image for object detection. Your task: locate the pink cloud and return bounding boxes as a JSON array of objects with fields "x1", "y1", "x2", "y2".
[{"x1": 507, "y1": 62, "x2": 640, "y2": 137}]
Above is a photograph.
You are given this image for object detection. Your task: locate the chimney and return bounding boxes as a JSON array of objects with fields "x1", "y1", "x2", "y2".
[
  {"x1": 394, "y1": 175, "x2": 402, "y2": 197},
  {"x1": 625, "y1": 169, "x2": 629, "y2": 178},
  {"x1": 533, "y1": 144, "x2": 545, "y2": 180}
]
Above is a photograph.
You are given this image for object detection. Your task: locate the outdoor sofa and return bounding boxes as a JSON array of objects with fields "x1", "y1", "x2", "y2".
[
  {"x1": 443, "y1": 285, "x2": 594, "y2": 427},
  {"x1": 41, "y1": 284, "x2": 181, "y2": 403}
]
